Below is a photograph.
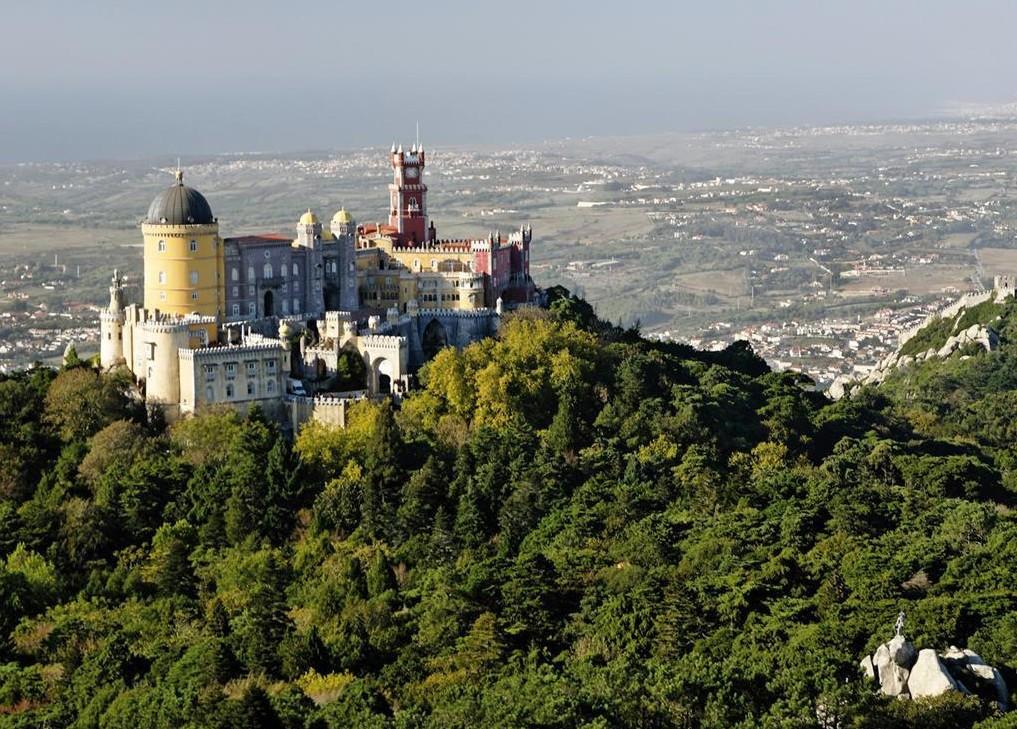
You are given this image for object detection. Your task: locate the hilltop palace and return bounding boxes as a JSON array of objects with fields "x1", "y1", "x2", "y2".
[{"x1": 99, "y1": 143, "x2": 538, "y2": 428}]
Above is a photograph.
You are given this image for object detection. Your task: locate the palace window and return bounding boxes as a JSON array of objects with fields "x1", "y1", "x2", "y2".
[
  {"x1": 225, "y1": 362, "x2": 237, "y2": 379},
  {"x1": 189, "y1": 240, "x2": 198, "y2": 252},
  {"x1": 266, "y1": 359, "x2": 276, "y2": 373},
  {"x1": 232, "y1": 286, "x2": 238, "y2": 297},
  {"x1": 146, "y1": 342, "x2": 156, "y2": 360},
  {"x1": 264, "y1": 263, "x2": 273, "y2": 278},
  {"x1": 263, "y1": 250, "x2": 271, "y2": 259},
  {"x1": 160, "y1": 291, "x2": 167, "y2": 301},
  {"x1": 247, "y1": 266, "x2": 255, "y2": 281},
  {"x1": 282, "y1": 299, "x2": 289, "y2": 314},
  {"x1": 157, "y1": 240, "x2": 166, "y2": 252},
  {"x1": 205, "y1": 385, "x2": 214, "y2": 401},
  {"x1": 294, "y1": 280, "x2": 300, "y2": 291},
  {"x1": 231, "y1": 267, "x2": 238, "y2": 282},
  {"x1": 226, "y1": 383, "x2": 234, "y2": 399},
  {"x1": 293, "y1": 263, "x2": 299, "y2": 276},
  {"x1": 191, "y1": 292, "x2": 199, "y2": 300},
  {"x1": 247, "y1": 381, "x2": 256, "y2": 396},
  {"x1": 205, "y1": 365, "x2": 216, "y2": 382},
  {"x1": 293, "y1": 299, "x2": 300, "y2": 313},
  {"x1": 248, "y1": 302, "x2": 255, "y2": 316},
  {"x1": 158, "y1": 271, "x2": 166, "y2": 284},
  {"x1": 248, "y1": 285, "x2": 255, "y2": 296},
  {"x1": 190, "y1": 271, "x2": 198, "y2": 285},
  {"x1": 266, "y1": 379, "x2": 275, "y2": 394},
  {"x1": 281, "y1": 264, "x2": 287, "y2": 278},
  {"x1": 246, "y1": 361, "x2": 257, "y2": 375},
  {"x1": 232, "y1": 304, "x2": 240, "y2": 317}
]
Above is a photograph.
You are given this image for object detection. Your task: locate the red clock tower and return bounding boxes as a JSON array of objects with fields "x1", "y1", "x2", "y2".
[{"x1": 389, "y1": 143, "x2": 432, "y2": 245}]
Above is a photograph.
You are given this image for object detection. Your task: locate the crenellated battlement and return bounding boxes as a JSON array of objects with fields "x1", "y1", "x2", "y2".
[
  {"x1": 138, "y1": 320, "x2": 194, "y2": 335},
  {"x1": 359, "y1": 334, "x2": 405, "y2": 349},
  {"x1": 392, "y1": 241, "x2": 475, "y2": 252},
  {"x1": 180, "y1": 341, "x2": 283, "y2": 360},
  {"x1": 413, "y1": 307, "x2": 496, "y2": 319}
]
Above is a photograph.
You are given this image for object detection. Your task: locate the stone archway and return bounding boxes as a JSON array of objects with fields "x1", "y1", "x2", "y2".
[
  {"x1": 422, "y1": 318, "x2": 448, "y2": 361},
  {"x1": 263, "y1": 290, "x2": 274, "y2": 317},
  {"x1": 372, "y1": 357, "x2": 394, "y2": 395}
]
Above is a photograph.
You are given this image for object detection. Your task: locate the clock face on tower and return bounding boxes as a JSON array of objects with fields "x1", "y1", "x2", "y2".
[{"x1": 405, "y1": 167, "x2": 419, "y2": 180}]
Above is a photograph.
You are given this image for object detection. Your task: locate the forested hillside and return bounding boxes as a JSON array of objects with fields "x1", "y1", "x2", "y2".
[{"x1": 0, "y1": 288, "x2": 1016, "y2": 728}]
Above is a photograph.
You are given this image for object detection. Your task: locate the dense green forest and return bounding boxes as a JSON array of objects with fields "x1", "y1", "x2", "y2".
[{"x1": 1, "y1": 288, "x2": 1016, "y2": 728}]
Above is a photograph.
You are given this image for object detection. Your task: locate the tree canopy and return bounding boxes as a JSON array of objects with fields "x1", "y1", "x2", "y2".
[{"x1": 0, "y1": 296, "x2": 1015, "y2": 727}]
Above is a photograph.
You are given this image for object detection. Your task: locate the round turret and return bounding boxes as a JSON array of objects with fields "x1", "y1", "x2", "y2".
[{"x1": 142, "y1": 170, "x2": 223, "y2": 318}]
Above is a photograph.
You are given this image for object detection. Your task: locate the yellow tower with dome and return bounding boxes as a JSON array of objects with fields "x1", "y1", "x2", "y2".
[{"x1": 142, "y1": 170, "x2": 225, "y2": 318}]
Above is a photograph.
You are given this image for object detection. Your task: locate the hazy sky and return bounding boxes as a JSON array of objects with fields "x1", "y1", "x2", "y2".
[{"x1": 2, "y1": 0, "x2": 1016, "y2": 161}]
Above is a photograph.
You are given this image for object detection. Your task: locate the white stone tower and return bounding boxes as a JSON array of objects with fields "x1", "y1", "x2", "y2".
[
  {"x1": 330, "y1": 208, "x2": 359, "y2": 311},
  {"x1": 295, "y1": 210, "x2": 326, "y2": 316},
  {"x1": 100, "y1": 269, "x2": 126, "y2": 368}
]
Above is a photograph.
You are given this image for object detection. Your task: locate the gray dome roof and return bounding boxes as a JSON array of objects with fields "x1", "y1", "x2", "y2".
[{"x1": 145, "y1": 170, "x2": 215, "y2": 225}]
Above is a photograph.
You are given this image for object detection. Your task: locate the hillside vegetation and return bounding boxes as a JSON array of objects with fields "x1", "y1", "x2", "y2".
[
  {"x1": 899, "y1": 298, "x2": 1005, "y2": 358},
  {"x1": 0, "y1": 288, "x2": 1015, "y2": 728}
]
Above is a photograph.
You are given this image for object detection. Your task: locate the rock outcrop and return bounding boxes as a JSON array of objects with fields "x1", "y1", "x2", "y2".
[
  {"x1": 830, "y1": 309, "x2": 1002, "y2": 400},
  {"x1": 908, "y1": 648, "x2": 963, "y2": 699},
  {"x1": 860, "y1": 630, "x2": 1009, "y2": 710}
]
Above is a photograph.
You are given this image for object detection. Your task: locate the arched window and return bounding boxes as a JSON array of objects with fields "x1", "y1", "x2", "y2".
[
  {"x1": 264, "y1": 263, "x2": 273, "y2": 279},
  {"x1": 190, "y1": 271, "x2": 198, "y2": 285},
  {"x1": 231, "y1": 267, "x2": 238, "y2": 282},
  {"x1": 293, "y1": 263, "x2": 299, "y2": 276},
  {"x1": 225, "y1": 384, "x2": 234, "y2": 399},
  {"x1": 157, "y1": 240, "x2": 166, "y2": 252},
  {"x1": 281, "y1": 263, "x2": 288, "y2": 278},
  {"x1": 189, "y1": 240, "x2": 198, "y2": 252},
  {"x1": 205, "y1": 385, "x2": 214, "y2": 401},
  {"x1": 247, "y1": 266, "x2": 255, "y2": 281},
  {"x1": 158, "y1": 271, "x2": 166, "y2": 284}
]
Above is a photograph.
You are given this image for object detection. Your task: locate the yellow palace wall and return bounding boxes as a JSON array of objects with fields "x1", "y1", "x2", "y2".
[{"x1": 142, "y1": 222, "x2": 225, "y2": 317}]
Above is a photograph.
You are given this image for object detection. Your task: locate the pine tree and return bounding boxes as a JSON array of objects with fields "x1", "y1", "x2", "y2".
[
  {"x1": 262, "y1": 437, "x2": 298, "y2": 543},
  {"x1": 453, "y1": 485, "x2": 486, "y2": 549},
  {"x1": 428, "y1": 506, "x2": 455, "y2": 563},
  {"x1": 233, "y1": 684, "x2": 283, "y2": 729},
  {"x1": 366, "y1": 550, "x2": 396, "y2": 598},
  {"x1": 233, "y1": 552, "x2": 292, "y2": 676},
  {"x1": 361, "y1": 401, "x2": 406, "y2": 540},
  {"x1": 397, "y1": 455, "x2": 446, "y2": 536}
]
